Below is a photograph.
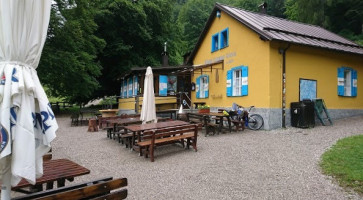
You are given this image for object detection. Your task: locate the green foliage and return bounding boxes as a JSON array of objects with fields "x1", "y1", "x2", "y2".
[
  {"x1": 39, "y1": 0, "x2": 105, "y2": 104},
  {"x1": 93, "y1": 0, "x2": 182, "y2": 98},
  {"x1": 197, "y1": 104, "x2": 210, "y2": 109},
  {"x1": 284, "y1": 0, "x2": 327, "y2": 27},
  {"x1": 320, "y1": 135, "x2": 363, "y2": 195}
]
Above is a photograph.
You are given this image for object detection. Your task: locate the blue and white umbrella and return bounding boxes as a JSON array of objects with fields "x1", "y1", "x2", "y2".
[{"x1": 0, "y1": 1, "x2": 57, "y2": 199}]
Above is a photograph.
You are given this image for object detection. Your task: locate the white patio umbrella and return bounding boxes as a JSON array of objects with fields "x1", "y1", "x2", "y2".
[
  {"x1": 140, "y1": 67, "x2": 157, "y2": 124},
  {"x1": 0, "y1": 1, "x2": 58, "y2": 199}
]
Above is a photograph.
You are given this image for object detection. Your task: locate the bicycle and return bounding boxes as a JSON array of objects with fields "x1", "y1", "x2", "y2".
[{"x1": 229, "y1": 105, "x2": 264, "y2": 130}]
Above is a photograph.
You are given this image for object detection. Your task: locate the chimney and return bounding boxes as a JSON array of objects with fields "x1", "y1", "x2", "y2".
[
  {"x1": 258, "y1": 2, "x2": 267, "y2": 14},
  {"x1": 161, "y1": 42, "x2": 168, "y2": 67}
]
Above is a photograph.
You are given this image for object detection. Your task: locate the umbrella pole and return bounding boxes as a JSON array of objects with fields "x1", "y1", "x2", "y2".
[{"x1": 1, "y1": 156, "x2": 11, "y2": 200}]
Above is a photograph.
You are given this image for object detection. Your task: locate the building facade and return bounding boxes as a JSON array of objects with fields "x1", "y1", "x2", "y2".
[{"x1": 188, "y1": 3, "x2": 363, "y2": 130}]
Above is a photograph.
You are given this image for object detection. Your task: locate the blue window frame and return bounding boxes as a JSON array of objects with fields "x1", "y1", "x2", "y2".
[
  {"x1": 338, "y1": 67, "x2": 357, "y2": 97},
  {"x1": 196, "y1": 75, "x2": 209, "y2": 99},
  {"x1": 220, "y1": 28, "x2": 229, "y2": 49},
  {"x1": 227, "y1": 66, "x2": 248, "y2": 97},
  {"x1": 211, "y1": 33, "x2": 219, "y2": 52}
]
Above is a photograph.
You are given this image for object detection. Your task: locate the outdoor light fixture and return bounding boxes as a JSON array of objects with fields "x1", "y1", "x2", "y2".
[{"x1": 216, "y1": 10, "x2": 221, "y2": 18}]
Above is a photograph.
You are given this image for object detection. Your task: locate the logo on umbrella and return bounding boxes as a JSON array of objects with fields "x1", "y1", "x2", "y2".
[
  {"x1": 0, "y1": 125, "x2": 9, "y2": 153},
  {"x1": 0, "y1": 74, "x2": 5, "y2": 85}
]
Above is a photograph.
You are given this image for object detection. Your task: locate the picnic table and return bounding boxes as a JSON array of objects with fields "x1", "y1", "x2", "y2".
[
  {"x1": 194, "y1": 112, "x2": 232, "y2": 134},
  {"x1": 12, "y1": 159, "x2": 90, "y2": 194},
  {"x1": 124, "y1": 120, "x2": 190, "y2": 150}
]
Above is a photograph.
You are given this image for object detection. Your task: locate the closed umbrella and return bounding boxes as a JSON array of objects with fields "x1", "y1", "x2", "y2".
[
  {"x1": 0, "y1": 1, "x2": 58, "y2": 199},
  {"x1": 140, "y1": 67, "x2": 157, "y2": 124}
]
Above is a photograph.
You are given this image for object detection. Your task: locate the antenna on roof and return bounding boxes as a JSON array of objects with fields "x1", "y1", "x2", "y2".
[{"x1": 258, "y1": 2, "x2": 267, "y2": 14}]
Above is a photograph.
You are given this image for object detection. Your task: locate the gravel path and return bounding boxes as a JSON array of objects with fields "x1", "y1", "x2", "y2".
[{"x1": 46, "y1": 115, "x2": 363, "y2": 200}]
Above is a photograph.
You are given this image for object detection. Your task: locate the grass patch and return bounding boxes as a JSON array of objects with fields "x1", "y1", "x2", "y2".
[{"x1": 320, "y1": 134, "x2": 363, "y2": 195}]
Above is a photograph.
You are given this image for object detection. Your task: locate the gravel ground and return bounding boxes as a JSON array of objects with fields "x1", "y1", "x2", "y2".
[{"x1": 27, "y1": 115, "x2": 363, "y2": 199}]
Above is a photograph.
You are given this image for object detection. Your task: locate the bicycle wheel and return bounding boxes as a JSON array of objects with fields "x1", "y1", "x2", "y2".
[{"x1": 247, "y1": 114, "x2": 264, "y2": 130}]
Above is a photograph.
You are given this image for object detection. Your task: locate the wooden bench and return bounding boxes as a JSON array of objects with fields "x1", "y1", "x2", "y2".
[
  {"x1": 218, "y1": 109, "x2": 245, "y2": 132},
  {"x1": 136, "y1": 124, "x2": 198, "y2": 162},
  {"x1": 12, "y1": 159, "x2": 90, "y2": 194},
  {"x1": 186, "y1": 113, "x2": 217, "y2": 136},
  {"x1": 13, "y1": 177, "x2": 127, "y2": 200},
  {"x1": 70, "y1": 113, "x2": 79, "y2": 126}
]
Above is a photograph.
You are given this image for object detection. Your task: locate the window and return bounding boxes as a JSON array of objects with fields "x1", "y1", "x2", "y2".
[
  {"x1": 227, "y1": 66, "x2": 248, "y2": 97},
  {"x1": 211, "y1": 28, "x2": 229, "y2": 52},
  {"x1": 220, "y1": 28, "x2": 229, "y2": 49},
  {"x1": 211, "y1": 33, "x2": 219, "y2": 52},
  {"x1": 338, "y1": 67, "x2": 357, "y2": 97},
  {"x1": 196, "y1": 75, "x2": 209, "y2": 99}
]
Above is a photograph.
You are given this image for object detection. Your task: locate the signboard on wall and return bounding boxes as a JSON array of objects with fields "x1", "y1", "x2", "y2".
[
  {"x1": 159, "y1": 75, "x2": 168, "y2": 96},
  {"x1": 299, "y1": 79, "x2": 317, "y2": 101}
]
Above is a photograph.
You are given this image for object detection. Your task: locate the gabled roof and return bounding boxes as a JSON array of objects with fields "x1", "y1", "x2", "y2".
[{"x1": 188, "y1": 3, "x2": 363, "y2": 64}]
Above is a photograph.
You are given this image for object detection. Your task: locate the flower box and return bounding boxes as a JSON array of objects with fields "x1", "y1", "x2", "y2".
[{"x1": 198, "y1": 108, "x2": 210, "y2": 113}]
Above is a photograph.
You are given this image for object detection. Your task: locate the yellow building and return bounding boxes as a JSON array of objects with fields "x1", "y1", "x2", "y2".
[{"x1": 187, "y1": 3, "x2": 363, "y2": 130}]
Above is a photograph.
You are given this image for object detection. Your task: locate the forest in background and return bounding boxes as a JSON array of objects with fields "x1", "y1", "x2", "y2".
[{"x1": 37, "y1": 0, "x2": 363, "y2": 103}]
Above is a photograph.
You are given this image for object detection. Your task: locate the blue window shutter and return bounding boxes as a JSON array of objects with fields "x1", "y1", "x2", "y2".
[
  {"x1": 337, "y1": 67, "x2": 344, "y2": 96},
  {"x1": 352, "y1": 69, "x2": 357, "y2": 97},
  {"x1": 133, "y1": 76, "x2": 138, "y2": 96},
  {"x1": 205, "y1": 76, "x2": 209, "y2": 98},
  {"x1": 159, "y1": 75, "x2": 168, "y2": 96},
  {"x1": 226, "y1": 28, "x2": 229, "y2": 46},
  {"x1": 242, "y1": 66, "x2": 248, "y2": 96},
  {"x1": 226, "y1": 70, "x2": 232, "y2": 96},
  {"x1": 196, "y1": 77, "x2": 200, "y2": 98}
]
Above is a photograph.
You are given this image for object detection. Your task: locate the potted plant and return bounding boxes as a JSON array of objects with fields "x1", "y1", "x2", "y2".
[{"x1": 198, "y1": 104, "x2": 210, "y2": 113}]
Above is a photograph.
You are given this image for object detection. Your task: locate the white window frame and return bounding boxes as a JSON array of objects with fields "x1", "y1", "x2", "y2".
[{"x1": 233, "y1": 69, "x2": 242, "y2": 96}]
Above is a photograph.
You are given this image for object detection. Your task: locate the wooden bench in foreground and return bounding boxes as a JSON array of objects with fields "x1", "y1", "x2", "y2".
[
  {"x1": 13, "y1": 177, "x2": 127, "y2": 200},
  {"x1": 136, "y1": 124, "x2": 198, "y2": 162}
]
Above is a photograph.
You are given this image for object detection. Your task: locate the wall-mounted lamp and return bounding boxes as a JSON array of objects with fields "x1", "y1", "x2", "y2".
[{"x1": 216, "y1": 10, "x2": 221, "y2": 18}]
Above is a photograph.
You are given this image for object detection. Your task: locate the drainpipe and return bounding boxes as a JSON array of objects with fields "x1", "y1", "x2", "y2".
[{"x1": 279, "y1": 44, "x2": 290, "y2": 128}]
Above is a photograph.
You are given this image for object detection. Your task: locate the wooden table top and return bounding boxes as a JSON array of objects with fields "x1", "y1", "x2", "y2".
[
  {"x1": 124, "y1": 120, "x2": 190, "y2": 132},
  {"x1": 106, "y1": 117, "x2": 141, "y2": 125},
  {"x1": 13, "y1": 159, "x2": 90, "y2": 190}
]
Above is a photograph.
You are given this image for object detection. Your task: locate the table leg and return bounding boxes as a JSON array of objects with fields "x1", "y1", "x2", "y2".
[
  {"x1": 227, "y1": 116, "x2": 232, "y2": 132},
  {"x1": 57, "y1": 178, "x2": 66, "y2": 187},
  {"x1": 46, "y1": 182, "x2": 54, "y2": 190}
]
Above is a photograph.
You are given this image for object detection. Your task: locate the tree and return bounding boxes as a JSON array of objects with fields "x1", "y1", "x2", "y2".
[
  {"x1": 94, "y1": 0, "x2": 180, "y2": 98},
  {"x1": 285, "y1": 0, "x2": 327, "y2": 27},
  {"x1": 38, "y1": 0, "x2": 105, "y2": 103}
]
